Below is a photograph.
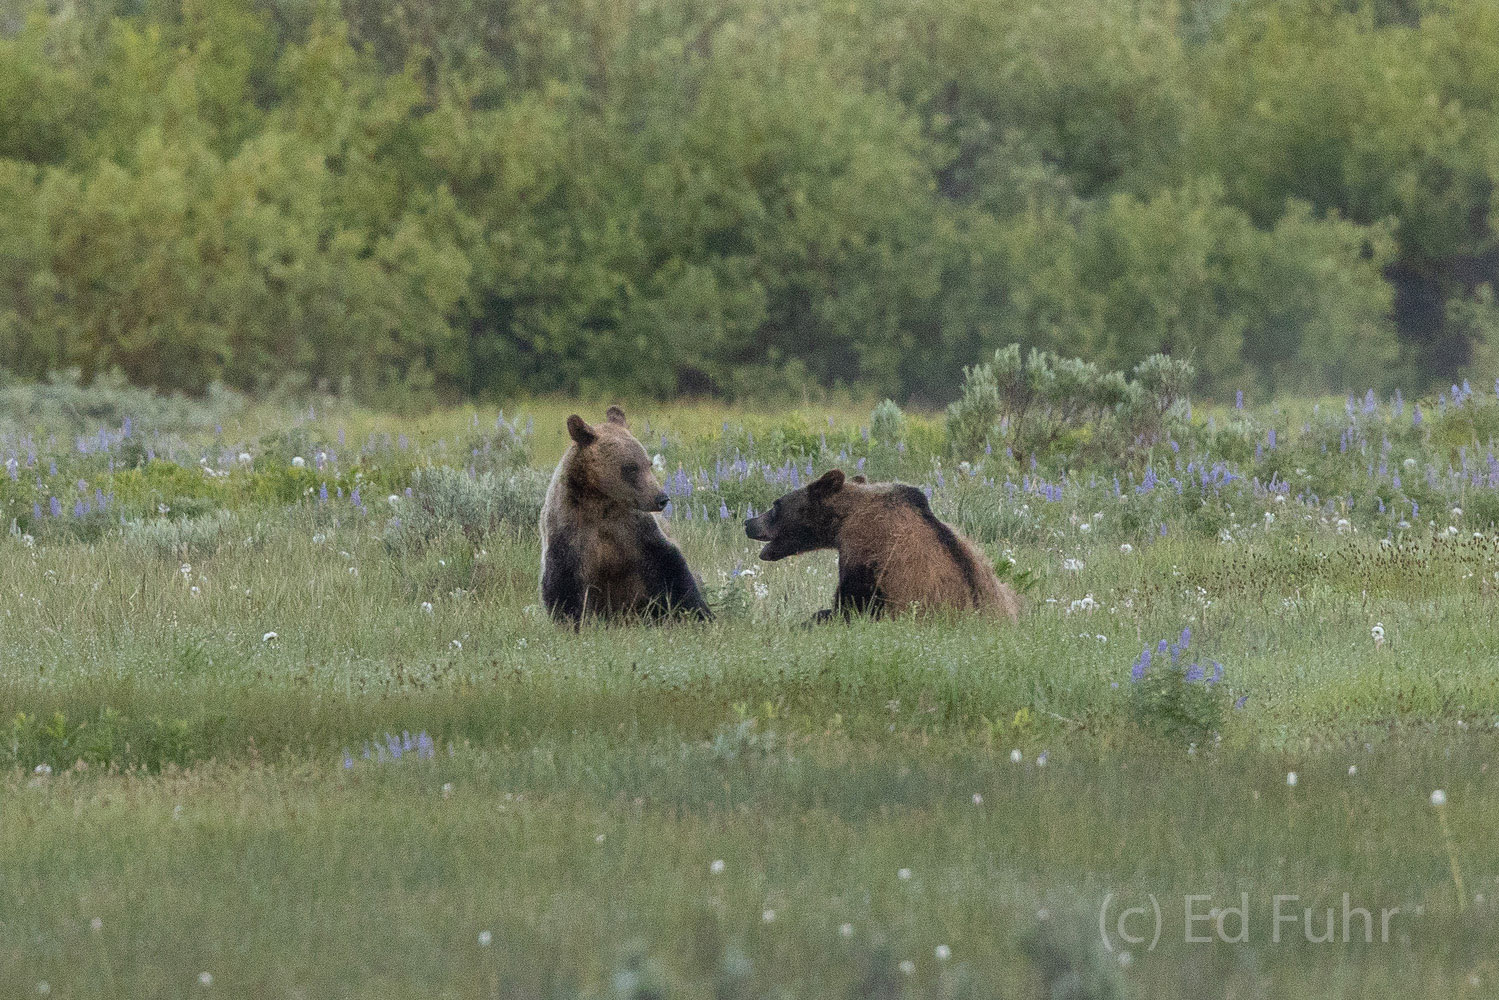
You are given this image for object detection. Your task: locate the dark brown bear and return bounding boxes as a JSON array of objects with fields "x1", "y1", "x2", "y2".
[
  {"x1": 540, "y1": 406, "x2": 711, "y2": 623},
  {"x1": 744, "y1": 470, "x2": 1020, "y2": 621}
]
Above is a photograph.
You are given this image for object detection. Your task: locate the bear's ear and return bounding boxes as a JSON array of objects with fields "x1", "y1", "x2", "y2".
[
  {"x1": 850, "y1": 474, "x2": 868, "y2": 484},
  {"x1": 809, "y1": 469, "x2": 845, "y2": 498},
  {"x1": 604, "y1": 405, "x2": 628, "y2": 427},
  {"x1": 566, "y1": 415, "x2": 597, "y2": 446}
]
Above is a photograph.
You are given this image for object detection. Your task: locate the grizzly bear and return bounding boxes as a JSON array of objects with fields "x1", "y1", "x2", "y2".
[
  {"x1": 744, "y1": 469, "x2": 1020, "y2": 621},
  {"x1": 539, "y1": 406, "x2": 711, "y2": 623}
]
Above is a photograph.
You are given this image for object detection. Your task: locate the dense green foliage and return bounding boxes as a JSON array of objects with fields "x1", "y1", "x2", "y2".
[{"x1": 2, "y1": 0, "x2": 1498, "y2": 401}]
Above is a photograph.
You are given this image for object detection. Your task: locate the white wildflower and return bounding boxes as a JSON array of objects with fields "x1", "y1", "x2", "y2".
[
  {"x1": 478, "y1": 930, "x2": 493, "y2": 947},
  {"x1": 291, "y1": 456, "x2": 305, "y2": 468},
  {"x1": 1118, "y1": 543, "x2": 1133, "y2": 554},
  {"x1": 1430, "y1": 789, "x2": 1447, "y2": 807}
]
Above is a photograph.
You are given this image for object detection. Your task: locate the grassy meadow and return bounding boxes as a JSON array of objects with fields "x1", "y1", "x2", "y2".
[{"x1": 2, "y1": 387, "x2": 1499, "y2": 997}]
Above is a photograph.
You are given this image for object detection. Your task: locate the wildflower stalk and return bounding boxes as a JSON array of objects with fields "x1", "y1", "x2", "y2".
[{"x1": 1433, "y1": 801, "x2": 1467, "y2": 912}]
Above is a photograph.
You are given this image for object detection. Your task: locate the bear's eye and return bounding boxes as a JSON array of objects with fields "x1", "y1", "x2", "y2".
[{"x1": 620, "y1": 462, "x2": 640, "y2": 482}]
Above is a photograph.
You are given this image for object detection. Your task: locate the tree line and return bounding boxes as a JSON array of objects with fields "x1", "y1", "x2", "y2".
[{"x1": 1, "y1": 0, "x2": 1497, "y2": 404}]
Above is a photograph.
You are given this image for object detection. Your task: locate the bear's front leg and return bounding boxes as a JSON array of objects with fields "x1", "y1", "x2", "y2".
[
  {"x1": 637, "y1": 523, "x2": 713, "y2": 622},
  {"x1": 541, "y1": 535, "x2": 588, "y2": 624},
  {"x1": 833, "y1": 562, "x2": 885, "y2": 618}
]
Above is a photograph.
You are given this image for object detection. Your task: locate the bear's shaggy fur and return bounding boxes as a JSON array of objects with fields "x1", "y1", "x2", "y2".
[
  {"x1": 744, "y1": 469, "x2": 1020, "y2": 621},
  {"x1": 539, "y1": 406, "x2": 711, "y2": 623}
]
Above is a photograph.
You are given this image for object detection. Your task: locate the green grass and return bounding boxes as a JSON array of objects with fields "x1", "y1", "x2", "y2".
[{"x1": 1, "y1": 396, "x2": 1498, "y2": 997}]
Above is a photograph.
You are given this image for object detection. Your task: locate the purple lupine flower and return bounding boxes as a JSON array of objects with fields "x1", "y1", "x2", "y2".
[
  {"x1": 1208, "y1": 662, "x2": 1223, "y2": 685},
  {"x1": 49, "y1": 496, "x2": 61, "y2": 517},
  {"x1": 319, "y1": 482, "x2": 328, "y2": 502},
  {"x1": 343, "y1": 750, "x2": 355, "y2": 769},
  {"x1": 1184, "y1": 664, "x2": 1204, "y2": 683},
  {"x1": 1180, "y1": 627, "x2": 1191, "y2": 649},
  {"x1": 351, "y1": 486, "x2": 362, "y2": 507},
  {"x1": 1132, "y1": 649, "x2": 1151, "y2": 682},
  {"x1": 1234, "y1": 694, "x2": 1249, "y2": 710},
  {"x1": 1236, "y1": 389, "x2": 1243, "y2": 409},
  {"x1": 719, "y1": 502, "x2": 729, "y2": 519}
]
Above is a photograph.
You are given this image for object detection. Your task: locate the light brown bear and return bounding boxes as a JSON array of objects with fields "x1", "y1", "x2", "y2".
[
  {"x1": 744, "y1": 469, "x2": 1020, "y2": 621},
  {"x1": 539, "y1": 406, "x2": 711, "y2": 623}
]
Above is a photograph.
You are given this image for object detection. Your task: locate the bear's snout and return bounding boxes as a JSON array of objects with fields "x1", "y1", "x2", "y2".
[
  {"x1": 649, "y1": 491, "x2": 669, "y2": 512},
  {"x1": 744, "y1": 515, "x2": 771, "y2": 542}
]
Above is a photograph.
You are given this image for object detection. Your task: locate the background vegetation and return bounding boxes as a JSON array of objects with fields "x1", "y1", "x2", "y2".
[{"x1": 3, "y1": 0, "x2": 1499, "y2": 403}]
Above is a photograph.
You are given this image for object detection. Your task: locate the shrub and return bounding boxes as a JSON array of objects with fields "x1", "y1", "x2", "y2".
[
  {"x1": 946, "y1": 345, "x2": 1195, "y2": 460},
  {"x1": 0, "y1": 368, "x2": 244, "y2": 437},
  {"x1": 383, "y1": 465, "x2": 548, "y2": 551},
  {"x1": 121, "y1": 509, "x2": 239, "y2": 560},
  {"x1": 869, "y1": 399, "x2": 907, "y2": 445},
  {"x1": 1126, "y1": 629, "x2": 1230, "y2": 743}
]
